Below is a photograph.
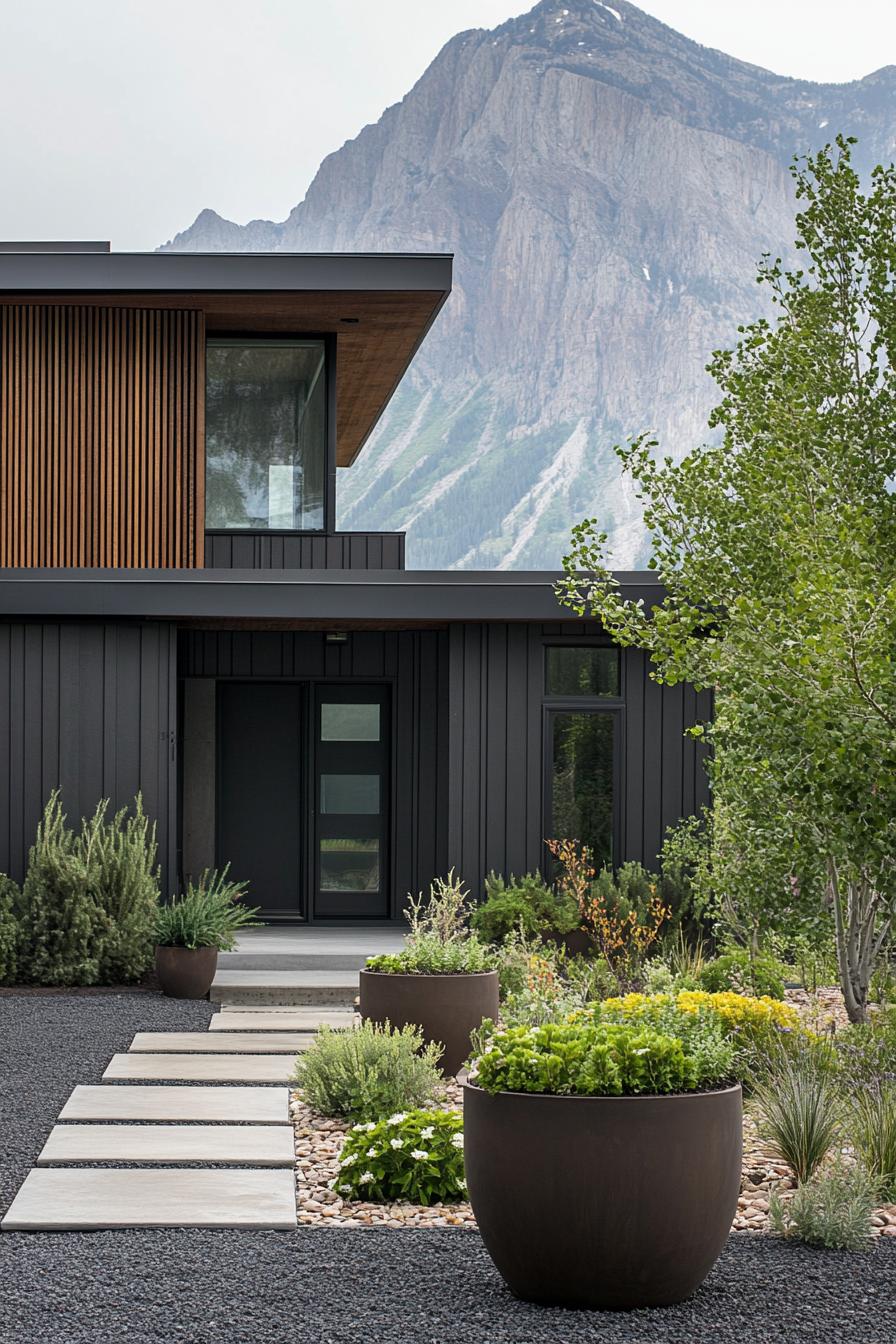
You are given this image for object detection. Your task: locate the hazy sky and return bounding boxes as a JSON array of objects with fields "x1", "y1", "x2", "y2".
[{"x1": 1, "y1": 0, "x2": 894, "y2": 250}]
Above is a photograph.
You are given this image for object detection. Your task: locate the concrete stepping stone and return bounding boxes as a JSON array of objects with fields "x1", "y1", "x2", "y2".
[
  {"x1": 130, "y1": 1031, "x2": 314, "y2": 1053},
  {"x1": 60, "y1": 1085, "x2": 289, "y2": 1123},
  {"x1": 210, "y1": 1011, "x2": 353, "y2": 1032},
  {"x1": 36, "y1": 1124, "x2": 295, "y2": 1167},
  {"x1": 210, "y1": 969, "x2": 359, "y2": 1007},
  {"x1": 104, "y1": 1053, "x2": 297, "y2": 1083},
  {"x1": 2, "y1": 1168, "x2": 297, "y2": 1230}
]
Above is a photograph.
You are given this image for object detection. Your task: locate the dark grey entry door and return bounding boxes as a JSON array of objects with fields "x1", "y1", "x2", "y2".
[
  {"x1": 217, "y1": 682, "x2": 304, "y2": 919},
  {"x1": 216, "y1": 680, "x2": 390, "y2": 921}
]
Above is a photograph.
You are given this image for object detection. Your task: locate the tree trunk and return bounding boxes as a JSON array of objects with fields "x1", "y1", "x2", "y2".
[{"x1": 827, "y1": 859, "x2": 892, "y2": 1025}]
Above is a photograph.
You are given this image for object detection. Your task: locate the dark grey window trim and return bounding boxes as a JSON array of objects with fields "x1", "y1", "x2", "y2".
[{"x1": 205, "y1": 332, "x2": 336, "y2": 535}]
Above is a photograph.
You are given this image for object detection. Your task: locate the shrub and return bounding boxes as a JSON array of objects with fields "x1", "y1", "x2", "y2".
[
  {"x1": 594, "y1": 989, "x2": 805, "y2": 1082},
  {"x1": 294, "y1": 1021, "x2": 443, "y2": 1121},
  {"x1": 332, "y1": 1109, "x2": 465, "y2": 1205},
  {"x1": 366, "y1": 872, "x2": 497, "y2": 976},
  {"x1": 849, "y1": 1081, "x2": 896, "y2": 1202},
  {"x1": 0, "y1": 874, "x2": 21, "y2": 984},
  {"x1": 589, "y1": 996, "x2": 735, "y2": 1085},
  {"x1": 470, "y1": 1020, "x2": 714, "y2": 1097},
  {"x1": 470, "y1": 871, "x2": 579, "y2": 944},
  {"x1": 20, "y1": 793, "x2": 107, "y2": 985},
  {"x1": 754, "y1": 1048, "x2": 841, "y2": 1184},
  {"x1": 769, "y1": 1162, "x2": 877, "y2": 1251},
  {"x1": 86, "y1": 797, "x2": 160, "y2": 982},
  {"x1": 698, "y1": 946, "x2": 788, "y2": 1000},
  {"x1": 156, "y1": 867, "x2": 260, "y2": 951},
  {"x1": 18, "y1": 792, "x2": 163, "y2": 986}
]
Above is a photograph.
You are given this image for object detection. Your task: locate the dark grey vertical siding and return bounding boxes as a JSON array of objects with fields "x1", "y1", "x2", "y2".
[
  {"x1": 447, "y1": 623, "x2": 711, "y2": 893},
  {"x1": 179, "y1": 628, "x2": 448, "y2": 916},
  {"x1": 0, "y1": 621, "x2": 178, "y2": 893},
  {"x1": 203, "y1": 532, "x2": 405, "y2": 570}
]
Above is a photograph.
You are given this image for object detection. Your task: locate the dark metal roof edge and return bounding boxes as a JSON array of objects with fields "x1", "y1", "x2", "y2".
[{"x1": 0, "y1": 251, "x2": 454, "y2": 295}]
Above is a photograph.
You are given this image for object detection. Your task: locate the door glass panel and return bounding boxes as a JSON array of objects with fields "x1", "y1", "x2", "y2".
[
  {"x1": 320, "y1": 703, "x2": 380, "y2": 741},
  {"x1": 545, "y1": 647, "x2": 619, "y2": 697},
  {"x1": 320, "y1": 774, "x2": 380, "y2": 814},
  {"x1": 320, "y1": 838, "x2": 380, "y2": 891},
  {"x1": 550, "y1": 712, "x2": 615, "y2": 868}
]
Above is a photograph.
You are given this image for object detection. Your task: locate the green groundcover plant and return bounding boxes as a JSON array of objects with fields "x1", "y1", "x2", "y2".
[
  {"x1": 769, "y1": 1162, "x2": 877, "y2": 1252},
  {"x1": 470, "y1": 1020, "x2": 726, "y2": 1097},
  {"x1": 155, "y1": 866, "x2": 261, "y2": 951},
  {"x1": 332, "y1": 1109, "x2": 465, "y2": 1205},
  {"x1": 366, "y1": 871, "x2": 497, "y2": 975},
  {"x1": 294, "y1": 1020, "x2": 443, "y2": 1121}
]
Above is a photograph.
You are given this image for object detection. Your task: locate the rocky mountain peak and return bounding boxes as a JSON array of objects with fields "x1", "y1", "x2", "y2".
[{"x1": 164, "y1": 1, "x2": 896, "y2": 569}]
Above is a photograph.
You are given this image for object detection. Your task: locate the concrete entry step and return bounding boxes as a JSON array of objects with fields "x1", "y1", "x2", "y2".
[
  {"x1": 36, "y1": 1124, "x2": 296, "y2": 1167},
  {"x1": 104, "y1": 1053, "x2": 297, "y2": 1084},
  {"x1": 209, "y1": 1011, "x2": 352, "y2": 1032},
  {"x1": 2, "y1": 1168, "x2": 297, "y2": 1231},
  {"x1": 217, "y1": 926, "x2": 402, "y2": 973},
  {"x1": 130, "y1": 1031, "x2": 314, "y2": 1054},
  {"x1": 210, "y1": 969, "x2": 359, "y2": 1007},
  {"x1": 60, "y1": 1085, "x2": 290, "y2": 1123}
]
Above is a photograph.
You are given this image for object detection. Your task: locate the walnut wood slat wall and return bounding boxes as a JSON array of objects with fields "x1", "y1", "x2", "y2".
[{"x1": 0, "y1": 304, "x2": 205, "y2": 567}]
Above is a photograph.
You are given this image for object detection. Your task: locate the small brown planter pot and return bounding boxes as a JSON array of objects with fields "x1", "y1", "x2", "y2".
[
  {"x1": 463, "y1": 1081, "x2": 743, "y2": 1311},
  {"x1": 359, "y1": 969, "x2": 499, "y2": 1077},
  {"x1": 155, "y1": 945, "x2": 218, "y2": 1000}
]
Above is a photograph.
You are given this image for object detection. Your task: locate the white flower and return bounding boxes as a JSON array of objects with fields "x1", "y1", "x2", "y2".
[
  {"x1": 457, "y1": 1177, "x2": 468, "y2": 1191},
  {"x1": 364, "y1": 1122, "x2": 377, "y2": 1131},
  {"x1": 390, "y1": 1138, "x2": 405, "y2": 1150},
  {"x1": 411, "y1": 1149, "x2": 429, "y2": 1161},
  {"x1": 450, "y1": 1133, "x2": 464, "y2": 1149},
  {"x1": 359, "y1": 1171, "x2": 374, "y2": 1184},
  {"x1": 339, "y1": 1153, "x2": 358, "y2": 1168},
  {"x1": 387, "y1": 1113, "x2": 407, "y2": 1125},
  {"x1": 339, "y1": 1183, "x2": 352, "y2": 1194},
  {"x1": 351, "y1": 1123, "x2": 367, "y2": 1132},
  {"x1": 420, "y1": 1126, "x2": 435, "y2": 1140},
  {"x1": 367, "y1": 1147, "x2": 378, "y2": 1157}
]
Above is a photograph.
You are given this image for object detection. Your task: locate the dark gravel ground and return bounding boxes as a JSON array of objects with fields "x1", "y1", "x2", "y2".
[{"x1": 2, "y1": 994, "x2": 894, "y2": 1344}]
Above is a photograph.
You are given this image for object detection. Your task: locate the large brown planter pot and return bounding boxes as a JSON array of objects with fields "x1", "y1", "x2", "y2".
[
  {"x1": 463, "y1": 1081, "x2": 742, "y2": 1310},
  {"x1": 155, "y1": 945, "x2": 218, "y2": 1000},
  {"x1": 359, "y1": 969, "x2": 499, "y2": 1077}
]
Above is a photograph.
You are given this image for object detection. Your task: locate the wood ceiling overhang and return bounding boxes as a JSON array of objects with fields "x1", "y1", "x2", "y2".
[{"x1": 0, "y1": 252, "x2": 453, "y2": 467}]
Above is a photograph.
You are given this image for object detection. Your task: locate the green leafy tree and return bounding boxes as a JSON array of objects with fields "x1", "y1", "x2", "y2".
[{"x1": 559, "y1": 138, "x2": 896, "y2": 1023}]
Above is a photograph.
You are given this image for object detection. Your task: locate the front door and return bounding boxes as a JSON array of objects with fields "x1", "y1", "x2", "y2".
[{"x1": 216, "y1": 681, "x2": 389, "y2": 920}]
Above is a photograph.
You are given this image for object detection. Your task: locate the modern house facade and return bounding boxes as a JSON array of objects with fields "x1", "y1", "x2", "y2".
[{"x1": 0, "y1": 243, "x2": 710, "y2": 922}]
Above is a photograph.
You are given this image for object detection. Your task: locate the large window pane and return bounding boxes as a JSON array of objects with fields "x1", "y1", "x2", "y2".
[
  {"x1": 320, "y1": 774, "x2": 380, "y2": 815},
  {"x1": 205, "y1": 340, "x2": 326, "y2": 530},
  {"x1": 545, "y1": 647, "x2": 619, "y2": 697},
  {"x1": 550, "y1": 712, "x2": 615, "y2": 867},
  {"x1": 320, "y1": 839, "x2": 380, "y2": 892},
  {"x1": 320, "y1": 703, "x2": 380, "y2": 742}
]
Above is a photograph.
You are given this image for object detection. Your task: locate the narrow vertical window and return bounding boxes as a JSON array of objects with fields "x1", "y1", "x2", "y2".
[{"x1": 548, "y1": 711, "x2": 617, "y2": 868}]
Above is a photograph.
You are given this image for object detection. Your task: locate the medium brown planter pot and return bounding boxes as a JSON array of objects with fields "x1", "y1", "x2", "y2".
[
  {"x1": 463, "y1": 1081, "x2": 742, "y2": 1310},
  {"x1": 359, "y1": 969, "x2": 499, "y2": 1077},
  {"x1": 155, "y1": 945, "x2": 218, "y2": 1000}
]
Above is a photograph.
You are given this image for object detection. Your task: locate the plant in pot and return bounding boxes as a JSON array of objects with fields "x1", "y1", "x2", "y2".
[
  {"x1": 154, "y1": 867, "x2": 261, "y2": 999},
  {"x1": 360, "y1": 871, "x2": 499, "y2": 1076},
  {"x1": 463, "y1": 1003, "x2": 742, "y2": 1310}
]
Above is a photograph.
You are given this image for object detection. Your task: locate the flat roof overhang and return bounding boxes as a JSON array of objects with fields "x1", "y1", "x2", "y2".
[
  {"x1": 0, "y1": 570, "x2": 664, "y2": 625},
  {"x1": 0, "y1": 251, "x2": 453, "y2": 466}
]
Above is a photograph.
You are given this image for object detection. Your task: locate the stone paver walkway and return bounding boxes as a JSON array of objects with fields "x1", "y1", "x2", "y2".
[{"x1": 1, "y1": 993, "x2": 348, "y2": 1232}]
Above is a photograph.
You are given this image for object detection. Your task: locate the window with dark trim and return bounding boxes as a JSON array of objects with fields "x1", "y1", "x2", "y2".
[
  {"x1": 205, "y1": 339, "x2": 326, "y2": 531},
  {"x1": 546, "y1": 709, "x2": 618, "y2": 869},
  {"x1": 545, "y1": 645, "x2": 620, "y2": 697}
]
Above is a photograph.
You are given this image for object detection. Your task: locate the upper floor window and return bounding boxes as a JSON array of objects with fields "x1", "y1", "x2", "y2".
[
  {"x1": 544, "y1": 646, "x2": 620, "y2": 697},
  {"x1": 205, "y1": 339, "x2": 326, "y2": 531}
]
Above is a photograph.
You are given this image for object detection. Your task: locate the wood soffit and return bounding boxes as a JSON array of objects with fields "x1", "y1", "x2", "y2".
[{"x1": 0, "y1": 289, "x2": 448, "y2": 466}]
